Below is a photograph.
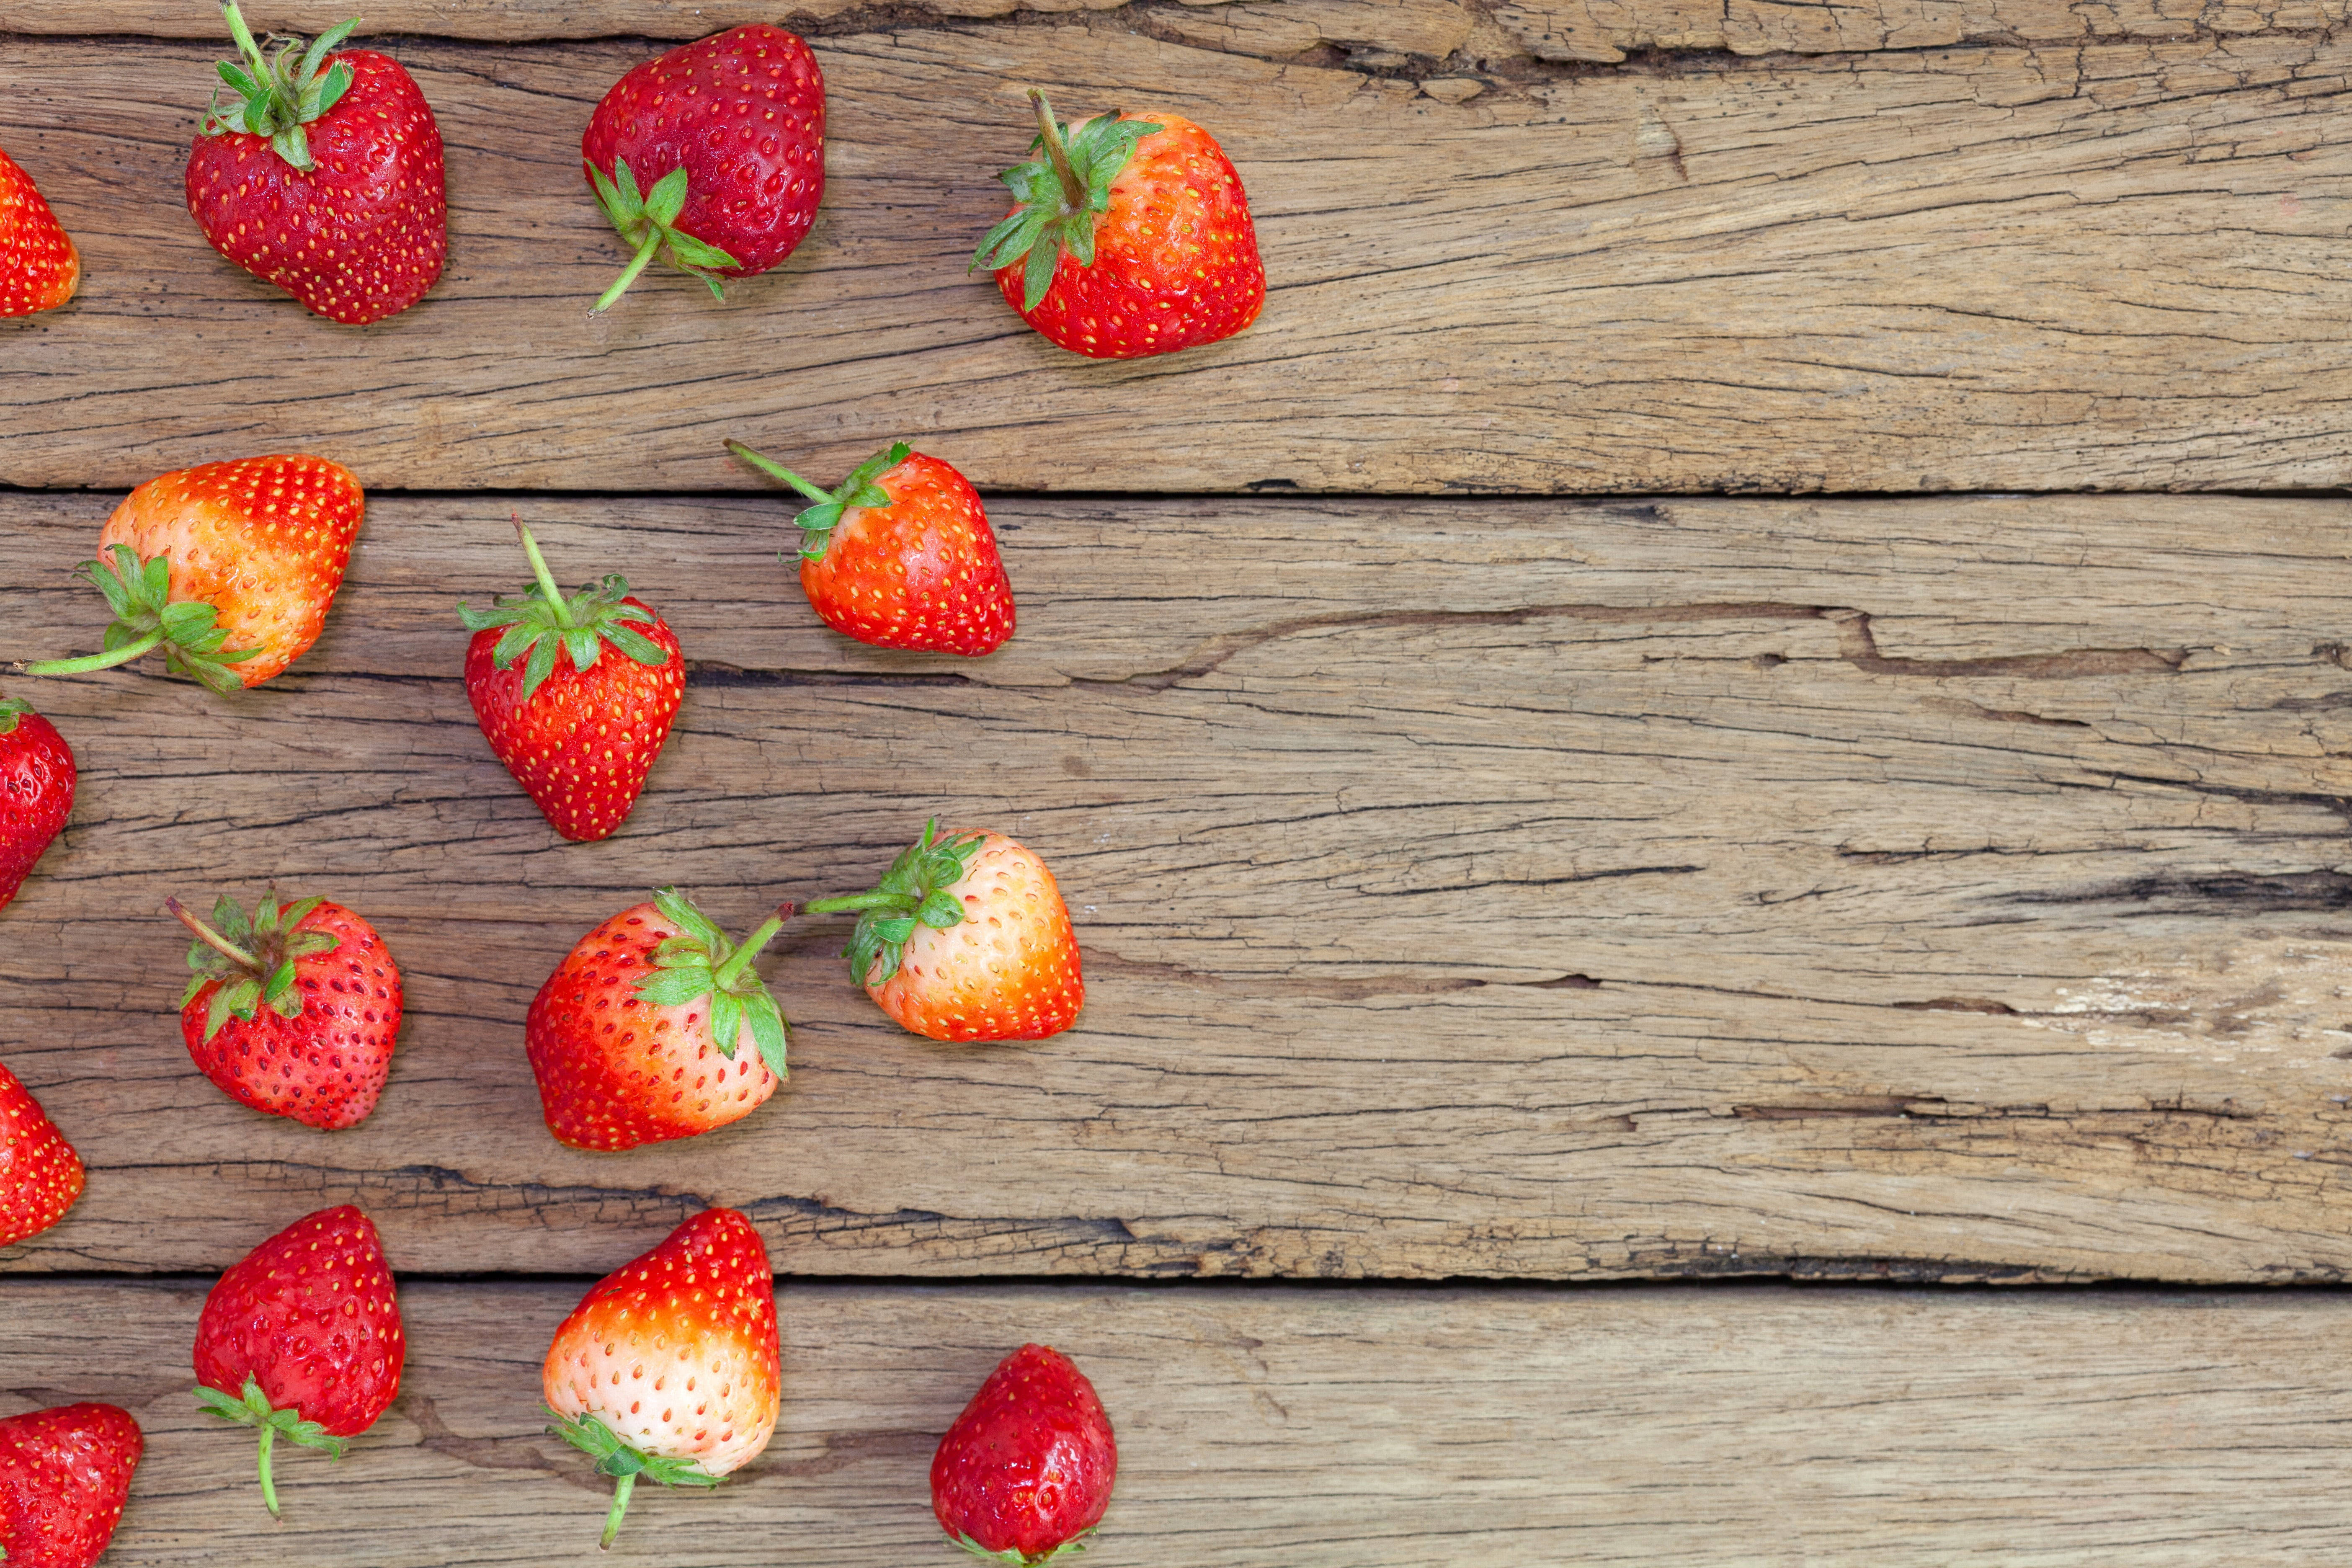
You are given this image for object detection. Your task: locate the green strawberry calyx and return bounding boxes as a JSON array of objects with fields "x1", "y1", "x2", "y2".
[
  {"x1": 589, "y1": 157, "x2": 744, "y2": 313},
  {"x1": 631, "y1": 889, "x2": 794, "y2": 1079},
  {"x1": 949, "y1": 1528, "x2": 1098, "y2": 1565},
  {"x1": 970, "y1": 89, "x2": 1163, "y2": 312},
  {"x1": 200, "y1": 0, "x2": 358, "y2": 173},
  {"x1": 456, "y1": 521, "x2": 671, "y2": 702},
  {"x1": 0, "y1": 697, "x2": 28, "y2": 735},
  {"x1": 725, "y1": 439, "x2": 909, "y2": 562},
  {"x1": 546, "y1": 1407, "x2": 722, "y2": 1550},
  {"x1": 168, "y1": 888, "x2": 340, "y2": 1043},
  {"x1": 18, "y1": 544, "x2": 261, "y2": 694},
  {"x1": 805, "y1": 819, "x2": 983, "y2": 988},
  {"x1": 196, "y1": 1372, "x2": 348, "y2": 1518}
]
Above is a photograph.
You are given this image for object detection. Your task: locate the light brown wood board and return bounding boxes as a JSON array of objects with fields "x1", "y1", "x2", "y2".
[
  {"x1": 6, "y1": 21, "x2": 2352, "y2": 493},
  {"x1": 6, "y1": 492, "x2": 2352, "y2": 1283},
  {"x1": 9, "y1": 1278, "x2": 2351, "y2": 1565}
]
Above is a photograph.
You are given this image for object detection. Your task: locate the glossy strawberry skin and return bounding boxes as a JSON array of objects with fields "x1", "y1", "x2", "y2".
[
  {"x1": 996, "y1": 113, "x2": 1264, "y2": 361},
  {"x1": 0, "y1": 1060, "x2": 85, "y2": 1251},
  {"x1": 526, "y1": 902, "x2": 779, "y2": 1150},
  {"x1": 181, "y1": 901, "x2": 402, "y2": 1130},
  {"x1": 932, "y1": 1345, "x2": 1117, "y2": 1562},
  {"x1": 99, "y1": 456, "x2": 364, "y2": 688},
  {"x1": 186, "y1": 49, "x2": 446, "y2": 325},
  {"x1": 0, "y1": 705, "x2": 75, "y2": 916},
  {"x1": 544, "y1": 1208, "x2": 780, "y2": 1476},
  {"x1": 582, "y1": 25, "x2": 824, "y2": 280},
  {"x1": 193, "y1": 1206, "x2": 404, "y2": 1439},
  {"x1": 0, "y1": 144, "x2": 79, "y2": 317},
  {"x1": 0, "y1": 1403, "x2": 142, "y2": 1568},
  {"x1": 803, "y1": 454, "x2": 1014, "y2": 656},
  {"x1": 870, "y1": 832, "x2": 1083, "y2": 1042},
  {"x1": 465, "y1": 601, "x2": 685, "y2": 842}
]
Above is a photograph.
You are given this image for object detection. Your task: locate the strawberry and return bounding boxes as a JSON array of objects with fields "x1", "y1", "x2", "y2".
[
  {"x1": 543, "y1": 1207, "x2": 779, "y2": 1548},
  {"x1": 186, "y1": 1, "x2": 445, "y2": 325},
  {"x1": 582, "y1": 24, "x2": 825, "y2": 312},
  {"x1": 0, "y1": 698, "x2": 75, "y2": 916},
  {"x1": 931, "y1": 1344, "x2": 1117, "y2": 1565},
  {"x1": 727, "y1": 440, "x2": 1015, "y2": 656},
  {"x1": 193, "y1": 1205, "x2": 404, "y2": 1516},
  {"x1": 972, "y1": 90, "x2": 1264, "y2": 360},
  {"x1": 807, "y1": 822, "x2": 1083, "y2": 1041},
  {"x1": 0, "y1": 1403, "x2": 143, "y2": 1568},
  {"x1": 0, "y1": 1059, "x2": 85, "y2": 1251},
  {"x1": 457, "y1": 522, "x2": 686, "y2": 842},
  {"x1": 167, "y1": 888, "x2": 401, "y2": 1130},
  {"x1": 526, "y1": 889, "x2": 792, "y2": 1150},
  {"x1": 20, "y1": 455, "x2": 364, "y2": 693},
  {"x1": 0, "y1": 144, "x2": 80, "y2": 317}
]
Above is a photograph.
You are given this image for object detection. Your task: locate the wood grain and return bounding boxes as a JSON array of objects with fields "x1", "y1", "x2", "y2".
[
  {"x1": 6, "y1": 492, "x2": 2352, "y2": 1282},
  {"x1": 6, "y1": 24, "x2": 2352, "y2": 493},
  {"x1": 14, "y1": 1277, "x2": 2352, "y2": 1565}
]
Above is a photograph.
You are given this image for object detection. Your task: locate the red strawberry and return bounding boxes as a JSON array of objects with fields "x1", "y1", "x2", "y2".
[
  {"x1": 21, "y1": 455, "x2": 364, "y2": 693},
  {"x1": 185, "y1": 2, "x2": 445, "y2": 325},
  {"x1": 167, "y1": 888, "x2": 401, "y2": 1130},
  {"x1": 0, "y1": 1059, "x2": 85, "y2": 1251},
  {"x1": 0, "y1": 698, "x2": 75, "y2": 916},
  {"x1": 582, "y1": 24, "x2": 825, "y2": 312},
  {"x1": 526, "y1": 890, "x2": 792, "y2": 1150},
  {"x1": 543, "y1": 1208, "x2": 779, "y2": 1548},
  {"x1": 0, "y1": 1403, "x2": 142, "y2": 1568},
  {"x1": 0, "y1": 144, "x2": 80, "y2": 317},
  {"x1": 973, "y1": 90, "x2": 1264, "y2": 360},
  {"x1": 808, "y1": 822, "x2": 1083, "y2": 1041},
  {"x1": 458, "y1": 523, "x2": 686, "y2": 842},
  {"x1": 193, "y1": 1205, "x2": 404, "y2": 1516},
  {"x1": 727, "y1": 440, "x2": 1015, "y2": 656},
  {"x1": 931, "y1": 1345, "x2": 1117, "y2": 1565}
]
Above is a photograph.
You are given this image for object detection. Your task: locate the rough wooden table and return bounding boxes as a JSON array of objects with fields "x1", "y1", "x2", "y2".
[{"x1": 5, "y1": 0, "x2": 2351, "y2": 1559}]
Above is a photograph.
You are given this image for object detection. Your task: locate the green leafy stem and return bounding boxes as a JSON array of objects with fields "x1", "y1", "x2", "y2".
[
  {"x1": 455, "y1": 520, "x2": 669, "y2": 701},
  {"x1": 589, "y1": 158, "x2": 743, "y2": 313},
  {"x1": 804, "y1": 819, "x2": 982, "y2": 988},
  {"x1": 18, "y1": 544, "x2": 260, "y2": 694},
  {"x1": 546, "y1": 1407, "x2": 721, "y2": 1550},
  {"x1": 168, "y1": 889, "x2": 340, "y2": 1042},
  {"x1": 195, "y1": 1373, "x2": 347, "y2": 1517},
  {"x1": 629, "y1": 889, "x2": 794, "y2": 1078},
  {"x1": 725, "y1": 438, "x2": 908, "y2": 561}
]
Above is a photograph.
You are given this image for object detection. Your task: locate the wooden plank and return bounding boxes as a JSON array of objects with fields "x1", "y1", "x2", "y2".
[
  {"x1": 16, "y1": 1277, "x2": 2352, "y2": 1563},
  {"x1": 7, "y1": 28, "x2": 2352, "y2": 493},
  {"x1": 6, "y1": 492, "x2": 2352, "y2": 1282}
]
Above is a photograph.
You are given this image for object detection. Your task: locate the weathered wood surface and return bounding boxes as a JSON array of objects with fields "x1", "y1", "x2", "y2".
[
  {"x1": 6, "y1": 491, "x2": 2352, "y2": 1282},
  {"x1": 7, "y1": 24, "x2": 2352, "y2": 493},
  {"x1": 18, "y1": 1278, "x2": 2352, "y2": 1564}
]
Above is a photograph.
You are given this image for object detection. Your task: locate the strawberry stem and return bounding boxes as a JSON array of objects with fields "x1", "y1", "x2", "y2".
[
  {"x1": 804, "y1": 891, "x2": 905, "y2": 916},
  {"x1": 723, "y1": 441, "x2": 836, "y2": 505},
  {"x1": 257, "y1": 1421, "x2": 281, "y2": 1517},
  {"x1": 600, "y1": 1472, "x2": 635, "y2": 1551},
  {"x1": 710, "y1": 903, "x2": 795, "y2": 990},
  {"x1": 167, "y1": 895, "x2": 261, "y2": 970},
  {"x1": 594, "y1": 230, "x2": 665, "y2": 315},
  {"x1": 20, "y1": 628, "x2": 167, "y2": 676},
  {"x1": 514, "y1": 522, "x2": 575, "y2": 629},
  {"x1": 1030, "y1": 89, "x2": 1087, "y2": 211}
]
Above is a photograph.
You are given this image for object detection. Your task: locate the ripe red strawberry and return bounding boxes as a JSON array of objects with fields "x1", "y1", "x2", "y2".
[
  {"x1": 0, "y1": 1059, "x2": 85, "y2": 1251},
  {"x1": 0, "y1": 698, "x2": 75, "y2": 916},
  {"x1": 167, "y1": 888, "x2": 401, "y2": 1130},
  {"x1": 931, "y1": 1345, "x2": 1117, "y2": 1565},
  {"x1": 458, "y1": 523, "x2": 686, "y2": 841},
  {"x1": 0, "y1": 144, "x2": 80, "y2": 317},
  {"x1": 526, "y1": 890, "x2": 792, "y2": 1150},
  {"x1": 544, "y1": 1208, "x2": 779, "y2": 1548},
  {"x1": 582, "y1": 24, "x2": 825, "y2": 312},
  {"x1": 193, "y1": 1205, "x2": 404, "y2": 1516},
  {"x1": 0, "y1": 1403, "x2": 142, "y2": 1568},
  {"x1": 185, "y1": 2, "x2": 445, "y2": 325},
  {"x1": 808, "y1": 822, "x2": 1083, "y2": 1041},
  {"x1": 21, "y1": 455, "x2": 364, "y2": 693},
  {"x1": 727, "y1": 440, "x2": 1014, "y2": 655},
  {"x1": 973, "y1": 90, "x2": 1264, "y2": 360}
]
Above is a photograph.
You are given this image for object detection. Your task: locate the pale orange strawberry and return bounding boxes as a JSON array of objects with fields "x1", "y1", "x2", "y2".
[
  {"x1": 808, "y1": 821, "x2": 1084, "y2": 1041},
  {"x1": 543, "y1": 1208, "x2": 779, "y2": 1549},
  {"x1": 23, "y1": 456, "x2": 364, "y2": 692}
]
